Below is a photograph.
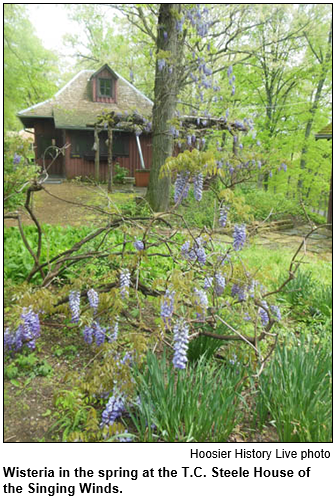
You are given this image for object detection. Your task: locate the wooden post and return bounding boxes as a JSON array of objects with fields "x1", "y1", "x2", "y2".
[
  {"x1": 107, "y1": 120, "x2": 113, "y2": 193},
  {"x1": 94, "y1": 124, "x2": 100, "y2": 183}
]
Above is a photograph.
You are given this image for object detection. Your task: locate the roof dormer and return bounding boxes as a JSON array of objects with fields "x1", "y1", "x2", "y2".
[{"x1": 90, "y1": 64, "x2": 118, "y2": 104}]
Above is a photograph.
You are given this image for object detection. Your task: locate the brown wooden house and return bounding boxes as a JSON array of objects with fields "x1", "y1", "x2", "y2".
[{"x1": 17, "y1": 64, "x2": 153, "y2": 186}]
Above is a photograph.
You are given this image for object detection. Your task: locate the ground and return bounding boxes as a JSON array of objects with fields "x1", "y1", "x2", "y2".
[
  {"x1": 4, "y1": 181, "x2": 332, "y2": 442},
  {"x1": 5, "y1": 181, "x2": 147, "y2": 227}
]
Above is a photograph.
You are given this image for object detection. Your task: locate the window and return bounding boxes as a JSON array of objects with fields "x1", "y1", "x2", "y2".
[
  {"x1": 70, "y1": 131, "x2": 129, "y2": 159},
  {"x1": 99, "y1": 78, "x2": 113, "y2": 97}
]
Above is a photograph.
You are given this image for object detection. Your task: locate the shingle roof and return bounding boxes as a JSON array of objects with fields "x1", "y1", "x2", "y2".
[
  {"x1": 17, "y1": 68, "x2": 153, "y2": 130},
  {"x1": 315, "y1": 122, "x2": 332, "y2": 140}
]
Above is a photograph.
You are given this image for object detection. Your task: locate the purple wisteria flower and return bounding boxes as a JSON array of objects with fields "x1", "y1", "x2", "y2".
[
  {"x1": 193, "y1": 173, "x2": 203, "y2": 201},
  {"x1": 101, "y1": 389, "x2": 126, "y2": 426},
  {"x1": 219, "y1": 206, "x2": 229, "y2": 227},
  {"x1": 281, "y1": 163, "x2": 287, "y2": 172},
  {"x1": 109, "y1": 321, "x2": 119, "y2": 342},
  {"x1": 93, "y1": 321, "x2": 106, "y2": 346},
  {"x1": 161, "y1": 289, "x2": 175, "y2": 327},
  {"x1": 83, "y1": 325, "x2": 94, "y2": 344},
  {"x1": 133, "y1": 240, "x2": 144, "y2": 251},
  {"x1": 194, "y1": 237, "x2": 207, "y2": 265},
  {"x1": 231, "y1": 283, "x2": 246, "y2": 302},
  {"x1": 259, "y1": 301, "x2": 269, "y2": 326},
  {"x1": 233, "y1": 224, "x2": 246, "y2": 251},
  {"x1": 214, "y1": 273, "x2": 226, "y2": 296},
  {"x1": 174, "y1": 172, "x2": 190, "y2": 203},
  {"x1": 13, "y1": 153, "x2": 22, "y2": 164},
  {"x1": 181, "y1": 237, "x2": 206, "y2": 266},
  {"x1": 158, "y1": 59, "x2": 166, "y2": 71},
  {"x1": 87, "y1": 289, "x2": 99, "y2": 312},
  {"x1": 120, "y1": 269, "x2": 131, "y2": 298},
  {"x1": 181, "y1": 240, "x2": 191, "y2": 259},
  {"x1": 194, "y1": 287, "x2": 208, "y2": 319},
  {"x1": 204, "y1": 276, "x2": 213, "y2": 289},
  {"x1": 83, "y1": 321, "x2": 106, "y2": 346},
  {"x1": 172, "y1": 320, "x2": 189, "y2": 369},
  {"x1": 270, "y1": 305, "x2": 281, "y2": 321},
  {"x1": 5, "y1": 308, "x2": 41, "y2": 353},
  {"x1": 248, "y1": 280, "x2": 258, "y2": 298},
  {"x1": 69, "y1": 291, "x2": 81, "y2": 323}
]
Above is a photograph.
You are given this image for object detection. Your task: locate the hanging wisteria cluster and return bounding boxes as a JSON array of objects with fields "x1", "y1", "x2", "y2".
[
  {"x1": 4, "y1": 308, "x2": 40, "y2": 353},
  {"x1": 174, "y1": 171, "x2": 190, "y2": 203},
  {"x1": 219, "y1": 206, "x2": 230, "y2": 227},
  {"x1": 181, "y1": 236, "x2": 207, "y2": 266},
  {"x1": 172, "y1": 320, "x2": 189, "y2": 369},
  {"x1": 69, "y1": 291, "x2": 80, "y2": 323},
  {"x1": 233, "y1": 224, "x2": 247, "y2": 251},
  {"x1": 161, "y1": 288, "x2": 175, "y2": 327},
  {"x1": 120, "y1": 269, "x2": 131, "y2": 298}
]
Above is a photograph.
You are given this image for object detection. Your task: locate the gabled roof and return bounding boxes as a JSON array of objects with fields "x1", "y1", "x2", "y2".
[
  {"x1": 315, "y1": 122, "x2": 332, "y2": 140},
  {"x1": 17, "y1": 66, "x2": 153, "y2": 130},
  {"x1": 90, "y1": 63, "x2": 119, "y2": 81}
]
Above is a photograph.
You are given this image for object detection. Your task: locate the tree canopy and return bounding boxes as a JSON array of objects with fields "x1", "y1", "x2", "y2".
[{"x1": 4, "y1": 4, "x2": 59, "y2": 130}]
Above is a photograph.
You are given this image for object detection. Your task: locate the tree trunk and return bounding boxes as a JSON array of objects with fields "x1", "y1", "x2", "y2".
[
  {"x1": 107, "y1": 122, "x2": 113, "y2": 193},
  {"x1": 146, "y1": 4, "x2": 182, "y2": 212},
  {"x1": 327, "y1": 170, "x2": 332, "y2": 226},
  {"x1": 94, "y1": 125, "x2": 100, "y2": 183}
]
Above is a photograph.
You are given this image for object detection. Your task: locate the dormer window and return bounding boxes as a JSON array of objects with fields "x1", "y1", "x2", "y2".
[
  {"x1": 99, "y1": 78, "x2": 113, "y2": 98},
  {"x1": 91, "y1": 64, "x2": 118, "y2": 103}
]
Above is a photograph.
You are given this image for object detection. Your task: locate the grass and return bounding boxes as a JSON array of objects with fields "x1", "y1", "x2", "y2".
[
  {"x1": 240, "y1": 244, "x2": 331, "y2": 291},
  {"x1": 129, "y1": 352, "x2": 246, "y2": 442},
  {"x1": 255, "y1": 335, "x2": 332, "y2": 442}
]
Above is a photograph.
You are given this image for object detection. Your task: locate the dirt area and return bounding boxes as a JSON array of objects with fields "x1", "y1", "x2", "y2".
[
  {"x1": 5, "y1": 181, "x2": 147, "y2": 228},
  {"x1": 4, "y1": 325, "x2": 94, "y2": 443}
]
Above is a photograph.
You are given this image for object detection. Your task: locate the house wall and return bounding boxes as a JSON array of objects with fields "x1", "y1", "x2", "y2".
[
  {"x1": 34, "y1": 119, "x2": 64, "y2": 176},
  {"x1": 64, "y1": 130, "x2": 153, "y2": 182},
  {"x1": 32, "y1": 119, "x2": 153, "y2": 182}
]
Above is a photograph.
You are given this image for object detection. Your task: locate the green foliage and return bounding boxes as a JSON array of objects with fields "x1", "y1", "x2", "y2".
[
  {"x1": 4, "y1": 351, "x2": 53, "y2": 381},
  {"x1": 238, "y1": 186, "x2": 305, "y2": 221},
  {"x1": 161, "y1": 149, "x2": 217, "y2": 178},
  {"x1": 187, "y1": 333, "x2": 223, "y2": 363},
  {"x1": 4, "y1": 4, "x2": 58, "y2": 130},
  {"x1": 279, "y1": 269, "x2": 332, "y2": 322},
  {"x1": 51, "y1": 388, "x2": 92, "y2": 442},
  {"x1": 129, "y1": 352, "x2": 245, "y2": 442},
  {"x1": 4, "y1": 225, "x2": 98, "y2": 283},
  {"x1": 113, "y1": 163, "x2": 129, "y2": 184},
  {"x1": 4, "y1": 135, "x2": 39, "y2": 211},
  {"x1": 255, "y1": 337, "x2": 332, "y2": 442},
  {"x1": 177, "y1": 182, "x2": 253, "y2": 228}
]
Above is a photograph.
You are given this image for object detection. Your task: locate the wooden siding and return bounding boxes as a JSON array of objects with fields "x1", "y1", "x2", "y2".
[
  {"x1": 65, "y1": 131, "x2": 152, "y2": 182},
  {"x1": 34, "y1": 119, "x2": 64, "y2": 176},
  {"x1": 32, "y1": 118, "x2": 153, "y2": 183}
]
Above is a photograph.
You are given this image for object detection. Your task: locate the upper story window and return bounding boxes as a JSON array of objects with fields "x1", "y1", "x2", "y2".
[
  {"x1": 91, "y1": 65, "x2": 118, "y2": 102},
  {"x1": 99, "y1": 78, "x2": 113, "y2": 97}
]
